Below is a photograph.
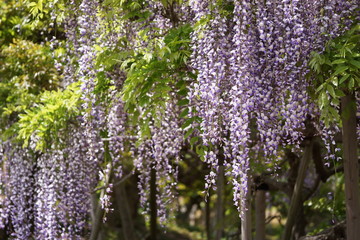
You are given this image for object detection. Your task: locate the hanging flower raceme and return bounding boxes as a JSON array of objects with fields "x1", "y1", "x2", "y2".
[
  {"x1": 107, "y1": 91, "x2": 127, "y2": 179},
  {"x1": 189, "y1": 0, "x2": 233, "y2": 194},
  {"x1": 1, "y1": 1, "x2": 359, "y2": 238},
  {"x1": 226, "y1": 0, "x2": 258, "y2": 216},
  {"x1": 23, "y1": 127, "x2": 94, "y2": 239},
  {"x1": 0, "y1": 142, "x2": 9, "y2": 231},
  {"x1": 1, "y1": 144, "x2": 34, "y2": 240},
  {"x1": 188, "y1": 0, "x2": 359, "y2": 218},
  {"x1": 62, "y1": 0, "x2": 79, "y2": 88},
  {"x1": 135, "y1": 101, "x2": 183, "y2": 225},
  {"x1": 59, "y1": 127, "x2": 95, "y2": 238}
]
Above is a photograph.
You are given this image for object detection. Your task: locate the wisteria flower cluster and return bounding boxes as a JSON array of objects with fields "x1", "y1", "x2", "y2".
[
  {"x1": 0, "y1": 0, "x2": 358, "y2": 238},
  {"x1": 188, "y1": 0, "x2": 358, "y2": 217}
]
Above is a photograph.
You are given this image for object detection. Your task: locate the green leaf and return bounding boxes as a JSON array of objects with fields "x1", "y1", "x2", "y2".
[
  {"x1": 196, "y1": 145, "x2": 204, "y2": 156},
  {"x1": 157, "y1": 84, "x2": 172, "y2": 93},
  {"x1": 179, "y1": 108, "x2": 189, "y2": 118},
  {"x1": 319, "y1": 91, "x2": 328, "y2": 109},
  {"x1": 27, "y1": 2, "x2": 37, "y2": 7},
  {"x1": 328, "y1": 106, "x2": 340, "y2": 121},
  {"x1": 178, "y1": 89, "x2": 187, "y2": 96},
  {"x1": 190, "y1": 136, "x2": 199, "y2": 146},
  {"x1": 143, "y1": 52, "x2": 152, "y2": 63},
  {"x1": 345, "y1": 47, "x2": 353, "y2": 54},
  {"x1": 333, "y1": 65, "x2": 348, "y2": 76},
  {"x1": 181, "y1": 118, "x2": 193, "y2": 129},
  {"x1": 331, "y1": 77, "x2": 338, "y2": 87},
  {"x1": 316, "y1": 82, "x2": 326, "y2": 93},
  {"x1": 178, "y1": 99, "x2": 189, "y2": 106},
  {"x1": 348, "y1": 77, "x2": 355, "y2": 89},
  {"x1": 339, "y1": 73, "x2": 350, "y2": 84},
  {"x1": 184, "y1": 128, "x2": 195, "y2": 139},
  {"x1": 326, "y1": 84, "x2": 336, "y2": 98},
  {"x1": 331, "y1": 59, "x2": 346, "y2": 64},
  {"x1": 349, "y1": 60, "x2": 360, "y2": 69},
  {"x1": 37, "y1": 0, "x2": 43, "y2": 12},
  {"x1": 120, "y1": 58, "x2": 135, "y2": 70},
  {"x1": 331, "y1": 97, "x2": 340, "y2": 106},
  {"x1": 335, "y1": 89, "x2": 345, "y2": 97},
  {"x1": 175, "y1": 80, "x2": 186, "y2": 88},
  {"x1": 158, "y1": 46, "x2": 171, "y2": 58}
]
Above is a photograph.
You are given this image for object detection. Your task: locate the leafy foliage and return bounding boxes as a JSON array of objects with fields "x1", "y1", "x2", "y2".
[
  {"x1": 0, "y1": 38, "x2": 61, "y2": 137},
  {"x1": 0, "y1": 0, "x2": 359, "y2": 239},
  {"x1": 120, "y1": 23, "x2": 193, "y2": 135},
  {"x1": 309, "y1": 24, "x2": 360, "y2": 126},
  {"x1": 0, "y1": 0, "x2": 32, "y2": 44},
  {"x1": 17, "y1": 81, "x2": 81, "y2": 150}
]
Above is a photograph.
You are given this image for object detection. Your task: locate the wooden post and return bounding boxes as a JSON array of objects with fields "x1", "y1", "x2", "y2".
[
  {"x1": 90, "y1": 139, "x2": 112, "y2": 240},
  {"x1": 206, "y1": 191, "x2": 211, "y2": 240},
  {"x1": 341, "y1": 94, "x2": 360, "y2": 240},
  {"x1": 90, "y1": 194, "x2": 104, "y2": 240},
  {"x1": 255, "y1": 190, "x2": 266, "y2": 240},
  {"x1": 241, "y1": 177, "x2": 252, "y2": 240},
  {"x1": 215, "y1": 164, "x2": 225, "y2": 240},
  {"x1": 115, "y1": 183, "x2": 137, "y2": 240},
  {"x1": 150, "y1": 166, "x2": 157, "y2": 240},
  {"x1": 282, "y1": 140, "x2": 313, "y2": 240}
]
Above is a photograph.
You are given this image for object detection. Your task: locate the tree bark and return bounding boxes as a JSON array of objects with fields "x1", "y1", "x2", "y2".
[
  {"x1": 241, "y1": 177, "x2": 252, "y2": 240},
  {"x1": 341, "y1": 94, "x2": 360, "y2": 240},
  {"x1": 215, "y1": 164, "x2": 225, "y2": 240},
  {"x1": 90, "y1": 141, "x2": 112, "y2": 240},
  {"x1": 282, "y1": 140, "x2": 313, "y2": 240},
  {"x1": 299, "y1": 220, "x2": 346, "y2": 240},
  {"x1": 293, "y1": 205, "x2": 307, "y2": 239},
  {"x1": 114, "y1": 183, "x2": 137, "y2": 240},
  {"x1": 255, "y1": 190, "x2": 266, "y2": 240},
  {"x1": 206, "y1": 191, "x2": 211, "y2": 240},
  {"x1": 90, "y1": 194, "x2": 104, "y2": 240},
  {"x1": 149, "y1": 166, "x2": 157, "y2": 240}
]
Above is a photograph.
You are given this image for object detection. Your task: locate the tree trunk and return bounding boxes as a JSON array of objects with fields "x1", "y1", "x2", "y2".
[
  {"x1": 282, "y1": 140, "x2": 313, "y2": 240},
  {"x1": 255, "y1": 190, "x2": 266, "y2": 240},
  {"x1": 115, "y1": 183, "x2": 137, "y2": 240},
  {"x1": 206, "y1": 191, "x2": 211, "y2": 240},
  {"x1": 215, "y1": 164, "x2": 225, "y2": 240},
  {"x1": 90, "y1": 141, "x2": 112, "y2": 240},
  {"x1": 241, "y1": 177, "x2": 252, "y2": 240},
  {"x1": 293, "y1": 205, "x2": 307, "y2": 239},
  {"x1": 149, "y1": 166, "x2": 157, "y2": 240},
  {"x1": 90, "y1": 194, "x2": 104, "y2": 240},
  {"x1": 341, "y1": 94, "x2": 360, "y2": 240}
]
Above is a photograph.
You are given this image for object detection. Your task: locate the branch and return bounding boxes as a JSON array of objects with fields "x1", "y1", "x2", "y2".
[
  {"x1": 265, "y1": 215, "x2": 283, "y2": 226},
  {"x1": 299, "y1": 221, "x2": 345, "y2": 240},
  {"x1": 254, "y1": 175, "x2": 292, "y2": 196},
  {"x1": 312, "y1": 140, "x2": 329, "y2": 182},
  {"x1": 92, "y1": 170, "x2": 134, "y2": 193}
]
